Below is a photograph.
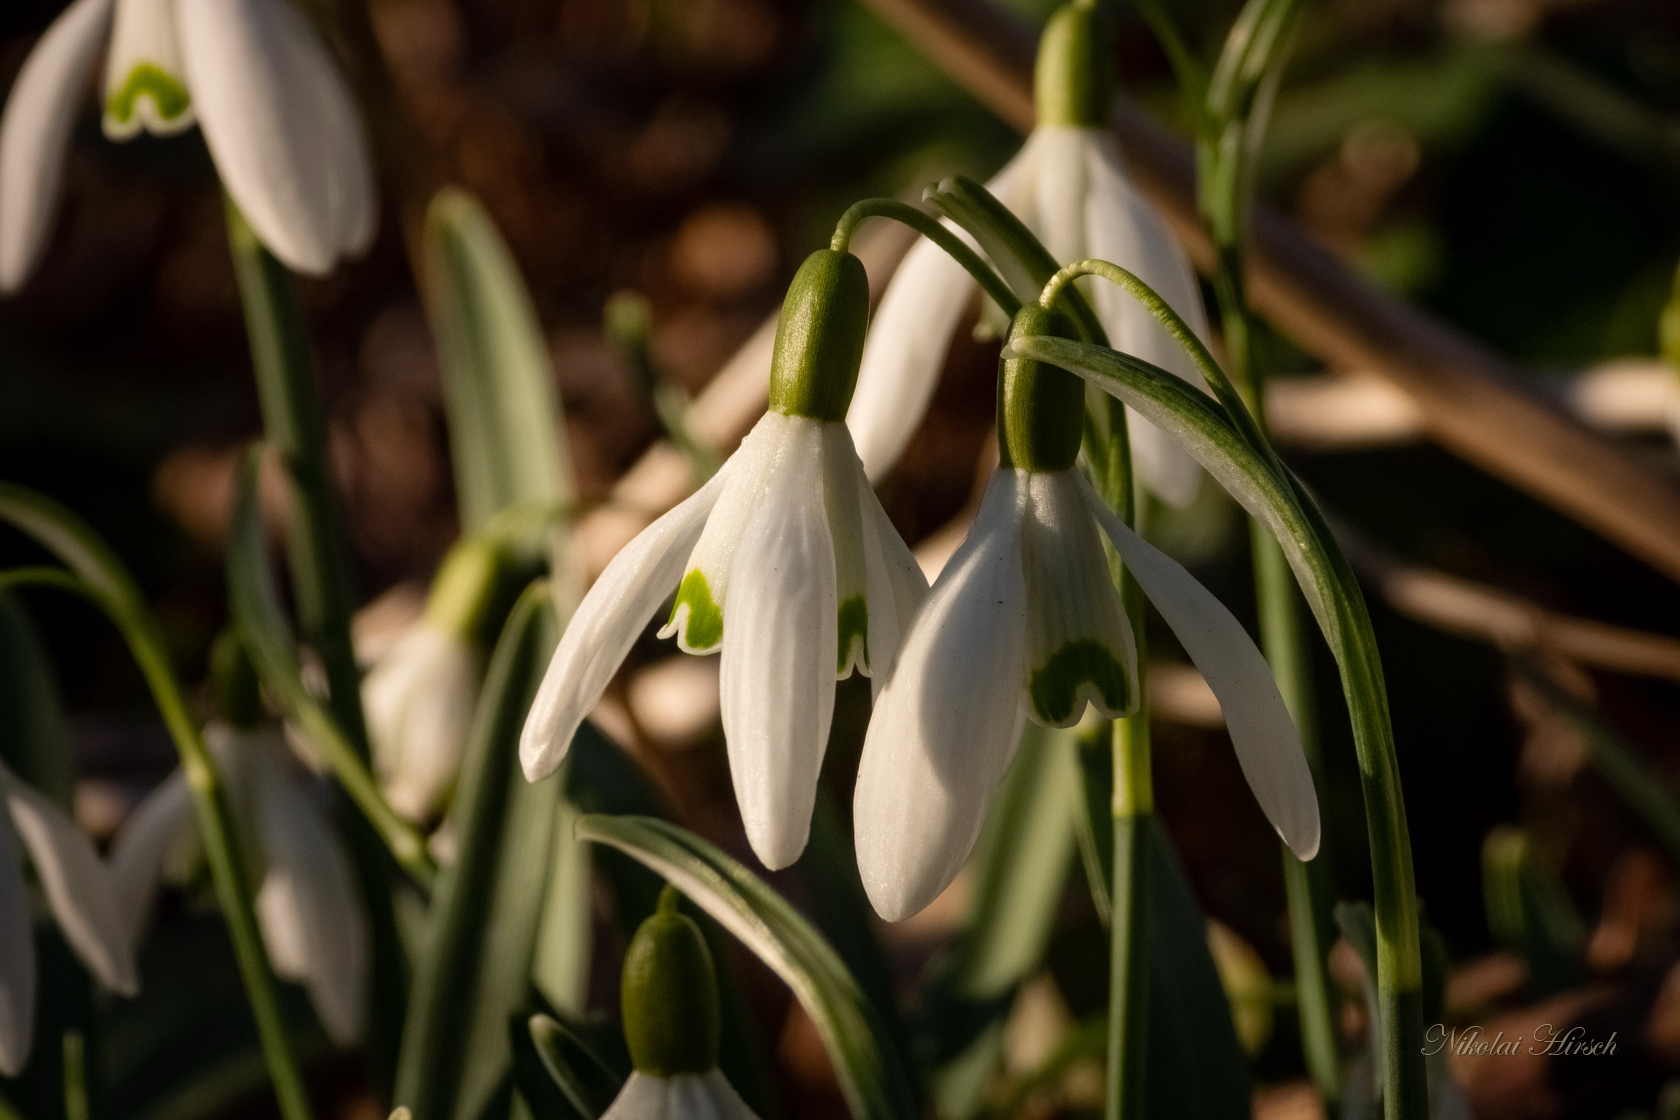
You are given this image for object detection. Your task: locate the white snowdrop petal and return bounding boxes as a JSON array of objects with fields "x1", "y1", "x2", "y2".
[
  {"x1": 855, "y1": 453, "x2": 929, "y2": 698},
  {"x1": 719, "y1": 420, "x2": 837, "y2": 870},
  {"x1": 0, "y1": 766, "x2": 138, "y2": 995},
  {"x1": 600, "y1": 1073, "x2": 674, "y2": 1120},
  {"x1": 1078, "y1": 476, "x2": 1320, "y2": 859},
  {"x1": 521, "y1": 464, "x2": 734, "y2": 780},
  {"x1": 102, "y1": 0, "x2": 195, "y2": 139},
  {"x1": 1083, "y1": 129, "x2": 1211, "y2": 507},
  {"x1": 248, "y1": 732, "x2": 367, "y2": 1045},
  {"x1": 107, "y1": 767, "x2": 192, "y2": 944},
  {"x1": 697, "y1": 1069, "x2": 762, "y2": 1120},
  {"x1": 0, "y1": 822, "x2": 35, "y2": 1078},
  {"x1": 662, "y1": 412, "x2": 787, "y2": 653},
  {"x1": 0, "y1": 0, "x2": 115, "y2": 293},
  {"x1": 600, "y1": 1071, "x2": 760, "y2": 1120},
  {"x1": 1028, "y1": 125, "x2": 1091, "y2": 266},
  {"x1": 854, "y1": 471, "x2": 1029, "y2": 920},
  {"x1": 1019, "y1": 471, "x2": 1137, "y2": 727},
  {"x1": 176, "y1": 0, "x2": 376, "y2": 275},
  {"x1": 820, "y1": 422, "x2": 873, "y2": 678},
  {"x1": 363, "y1": 623, "x2": 481, "y2": 821}
]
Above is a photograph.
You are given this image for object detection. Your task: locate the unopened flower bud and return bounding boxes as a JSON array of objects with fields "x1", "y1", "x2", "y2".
[
  {"x1": 767, "y1": 249, "x2": 871, "y2": 422},
  {"x1": 621, "y1": 885, "x2": 721, "y2": 1076}
]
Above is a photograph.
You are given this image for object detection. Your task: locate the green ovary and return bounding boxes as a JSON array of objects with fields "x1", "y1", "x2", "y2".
[
  {"x1": 669, "y1": 570, "x2": 723, "y2": 650},
  {"x1": 837, "y1": 595, "x2": 869, "y2": 674},
  {"x1": 1029, "y1": 639, "x2": 1131, "y2": 725},
  {"x1": 106, "y1": 64, "x2": 191, "y2": 128}
]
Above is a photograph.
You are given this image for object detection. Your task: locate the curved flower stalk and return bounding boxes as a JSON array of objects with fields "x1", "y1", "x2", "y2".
[
  {"x1": 363, "y1": 539, "x2": 506, "y2": 822},
  {"x1": 854, "y1": 305, "x2": 1319, "y2": 921},
  {"x1": 522, "y1": 249, "x2": 928, "y2": 871},
  {"x1": 0, "y1": 0, "x2": 375, "y2": 290},
  {"x1": 846, "y1": 1, "x2": 1211, "y2": 507},
  {"x1": 0, "y1": 760, "x2": 139, "y2": 1076},
  {"x1": 111, "y1": 721, "x2": 368, "y2": 1045}
]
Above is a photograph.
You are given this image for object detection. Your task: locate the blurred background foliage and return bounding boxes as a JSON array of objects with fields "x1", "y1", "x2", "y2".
[{"x1": 5, "y1": 0, "x2": 1680, "y2": 1116}]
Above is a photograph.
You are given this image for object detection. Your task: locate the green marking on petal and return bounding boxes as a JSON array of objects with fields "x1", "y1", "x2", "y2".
[
  {"x1": 1029, "y1": 638, "x2": 1131, "y2": 725},
  {"x1": 669, "y1": 569, "x2": 723, "y2": 650},
  {"x1": 837, "y1": 594, "x2": 869, "y2": 674},
  {"x1": 106, "y1": 63, "x2": 191, "y2": 128}
]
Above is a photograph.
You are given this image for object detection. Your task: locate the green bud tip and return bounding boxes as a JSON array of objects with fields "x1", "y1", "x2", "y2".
[
  {"x1": 621, "y1": 884, "x2": 721, "y2": 1076},
  {"x1": 767, "y1": 249, "x2": 870, "y2": 423},
  {"x1": 1000, "y1": 304, "x2": 1085, "y2": 473},
  {"x1": 1035, "y1": 1, "x2": 1111, "y2": 129},
  {"x1": 424, "y1": 537, "x2": 507, "y2": 641},
  {"x1": 209, "y1": 627, "x2": 264, "y2": 729}
]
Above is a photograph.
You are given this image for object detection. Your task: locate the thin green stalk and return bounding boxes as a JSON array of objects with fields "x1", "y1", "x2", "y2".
[
  {"x1": 61, "y1": 1033, "x2": 87, "y2": 1120},
  {"x1": 831, "y1": 197, "x2": 1022, "y2": 317},
  {"x1": 0, "y1": 488, "x2": 314, "y2": 1120},
  {"x1": 224, "y1": 200, "x2": 408, "y2": 1087},
  {"x1": 1107, "y1": 658, "x2": 1151, "y2": 1120}
]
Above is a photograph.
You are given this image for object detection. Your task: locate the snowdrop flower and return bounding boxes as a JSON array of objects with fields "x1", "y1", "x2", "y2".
[
  {"x1": 0, "y1": 761, "x2": 138, "y2": 1076},
  {"x1": 603, "y1": 886, "x2": 761, "y2": 1120},
  {"x1": 847, "y1": 1, "x2": 1211, "y2": 507},
  {"x1": 0, "y1": 0, "x2": 376, "y2": 291},
  {"x1": 111, "y1": 719, "x2": 367, "y2": 1044},
  {"x1": 363, "y1": 539, "x2": 502, "y2": 821},
  {"x1": 853, "y1": 305, "x2": 1319, "y2": 920},
  {"x1": 522, "y1": 249, "x2": 928, "y2": 870}
]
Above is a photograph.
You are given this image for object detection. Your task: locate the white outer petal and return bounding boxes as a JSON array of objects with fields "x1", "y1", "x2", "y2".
[
  {"x1": 719, "y1": 419, "x2": 836, "y2": 870},
  {"x1": 362, "y1": 622, "x2": 481, "y2": 821},
  {"x1": 0, "y1": 765, "x2": 139, "y2": 995},
  {"x1": 600, "y1": 1071, "x2": 761, "y2": 1120},
  {"x1": 1083, "y1": 129, "x2": 1211, "y2": 507},
  {"x1": 854, "y1": 470, "x2": 1028, "y2": 920},
  {"x1": 177, "y1": 0, "x2": 376, "y2": 274},
  {"x1": 1027, "y1": 125, "x2": 1089, "y2": 266},
  {"x1": 248, "y1": 732, "x2": 367, "y2": 1045},
  {"x1": 1078, "y1": 475, "x2": 1320, "y2": 859},
  {"x1": 520, "y1": 463, "x2": 733, "y2": 780},
  {"x1": 854, "y1": 448, "x2": 928, "y2": 698},
  {"x1": 107, "y1": 767, "x2": 192, "y2": 944},
  {"x1": 663, "y1": 412, "x2": 786, "y2": 652},
  {"x1": 0, "y1": 0, "x2": 115, "y2": 294},
  {"x1": 0, "y1": 820, "x2": 35, "y2": 1077},
  {"x1": 102, "y1": 0, "x2": 194, "y2": 138},
  {"x1": 820, "y1": 422, "x2": 870, "y2": 678}
]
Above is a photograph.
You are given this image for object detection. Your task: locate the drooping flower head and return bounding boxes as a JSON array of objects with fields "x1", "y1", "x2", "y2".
[
  {"x1": 846, "y1": 0, "x2": 1212, "y2": 507},
  {"x1": 521, "y1": 249, "x2": 927, "y2": 870},
  {"x1": 601, "y1": 885, "x2": 761, "y2": 1120},
  {"x1": 0, "y1": 760, "x2": 138, "y2": 1076},
  {"x1": 0, "y1": 0, "x2": 376, "y2": 291},
  {"x1": 854, "y1": 303, "x2": 1319, "y2": 920}
]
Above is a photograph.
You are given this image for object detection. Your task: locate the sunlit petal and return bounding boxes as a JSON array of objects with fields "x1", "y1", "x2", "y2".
[
  {"x1": 820, "y1": 422, "x2": 872, "y2": 678},
  {"x1": 854, "y1": 471, "x2": 1029, "y2": 920},
  {"x1": 363, "y1": 622, "x2": 482, "y2": 821},
  {"x1": 853, "y1": 446, "x2": 928, "y2": 697},
  {"x1": 0, "y1": 764, "x2": 139, "y2": 995},
  {"x1": 1078, "y1": 475, "x2": 1320, "y2": 858},
  {"x1": 0, "y1": 0, "x2": 115, "y2": 293},
  {"x1": 600, "y1": 1071, "x2": 762, "y2": 1120},
  {"x1": 521, "y1": 463, "x2": 733, "y2": 780},
  {"x1": 719, "y1": 418, "x2": 836, "y2": 870}
]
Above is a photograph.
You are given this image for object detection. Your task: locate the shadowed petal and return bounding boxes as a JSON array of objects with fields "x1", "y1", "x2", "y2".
[
  {"x1": 102, "y1": 0, "x2": 195, "y2": 139},
  {"x1": 1078, "y1": 475, "x2": 1320, "y2": 859},
  {"x1": 0, "y1": 822, "x2": 35, "y2": 1077},
  {"x1": 719, "y1": 419, "x2": 836, "y2": 870},
  {"x1": 0, "y1": 0, "x2": 115, "y2": 293},
  {"x1": 177, "y1": 0, "x2": 376, "y2": 274},
  {"x1": 600, "y1": 1071, "x2": 761, "y2": 1120},
  {"x1": 363, "y1": 622, "x2": 482, "y2": 821},
  {"x1": 851, "y1": 439, "x2": 928, "y2": 697},
  {"x1": 107, "y1": 767, "x2": 192, "y2": 944},
  {"x1": 0, "y1": 765, "x2": 138, "y2": 995},
  {"x1": 522, "y1": 464, "x2": 733, "y2": 780},
  {"x1": 854, "y1": 471, "x2": 1028, "y2": 920}
]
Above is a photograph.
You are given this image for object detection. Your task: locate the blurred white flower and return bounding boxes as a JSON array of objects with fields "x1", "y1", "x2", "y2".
[
  {"x1": 0, "y1": 760, "x2": 138, "y2": 1076},
  {"x1": 0, "y1": 0, "x2": 376, "y2": 291},
  {"x1": 847, "y1": 125, "x2": 1213, "y2": 506},
  {"x1": 521, "y1": 410, "x2": 927, "y2": 870},
  {"x1": 110, "y1": 721, "x2": 366, "y2": 1045},
  {"x1": 363, "y1": 622, "x2": 481, "y2": 822},
  {"x1": 853, "y1": 467, "x2": 1319, "y2": 921},
  {"x1": 600, "y1": 1070, "x2": 761, "y2": 1120}
]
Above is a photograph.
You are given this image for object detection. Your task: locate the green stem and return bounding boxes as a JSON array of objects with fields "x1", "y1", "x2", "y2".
[
  {"x1": 0, "y1": 489, "x2": 315, "y2": 1120},
  {"x1": 224, "y1": 200, "x2": 408, "y2": 1090},
  {"x1": 61, "y1": 1033, "x2": 87, "y2": 1120},
  {"x1": 1107, "y1": 644, "x2": 1151, "y2": 1120},
  {"x1": 830, "y1": 197, "x2": 1021, "y2": 317}
]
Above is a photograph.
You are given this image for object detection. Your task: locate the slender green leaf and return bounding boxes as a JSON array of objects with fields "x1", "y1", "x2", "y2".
[
  {"x1": 395, "y1": 582, "x2": 565, "y2": 1120},
  {"x1": 0, "y1": 593, "x2": 72, "y2": 807},
  {"x1": 425, "y1": 188, "x2": 571, "y2": 536},
  {"x1": 574, "y1": 815, "x2": 917, "y2": 1120},
  {"x1": 516, "y1": 1014, "x2": 625, "y2": 1120},
  {"x1": 1481, "y1": 826, "x2": 1584, "y2": 997},
  {"x1": 224, "y1": 449, "x2": 437, "y2": 888}
]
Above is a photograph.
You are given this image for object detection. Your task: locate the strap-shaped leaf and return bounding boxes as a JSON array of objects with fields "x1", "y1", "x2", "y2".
[
  {"x1": 0, "y1": 594, "x2": 72, "y2": 806},
  {"x1": 395, "y1": 582, "x2": 565, "y2": 1120},
  {"x1": 425, "y1": 189, "x2": 572, "y2": 536},
  {"x1": 574, "y1": 814, "x2": 917, "y2": 1120},
  {"x1": 223, "y1": 449, "x2": 436, "y2": 888}
]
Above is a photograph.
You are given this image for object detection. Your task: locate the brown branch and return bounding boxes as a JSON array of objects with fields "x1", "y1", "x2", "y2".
[{"x1": 854, "y1": 0, "x2": 1680, "y2": 585}]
